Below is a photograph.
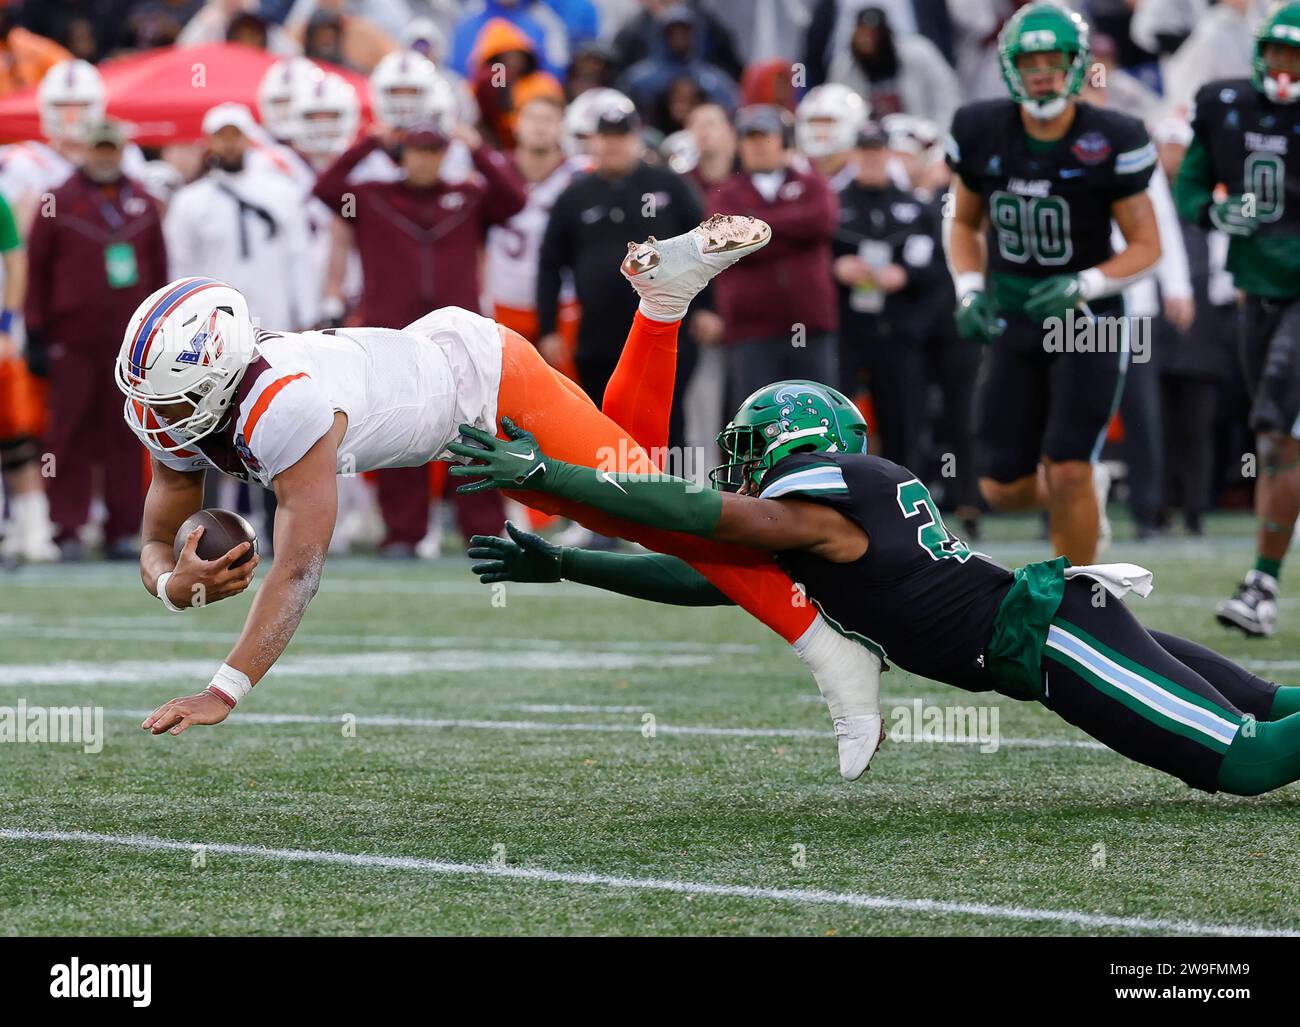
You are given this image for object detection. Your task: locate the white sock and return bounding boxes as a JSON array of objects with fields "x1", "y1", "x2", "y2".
[{"x1": 792, "y1": 613, "x2": 881, "y2": 719}]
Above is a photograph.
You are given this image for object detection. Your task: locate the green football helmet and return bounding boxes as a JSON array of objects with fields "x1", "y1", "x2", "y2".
[
  {"x1": 710, "y1": 380, "x2": 869, "y2": 492},
  {"x1": 998, "y1": 2, "x2": 1092, "y2": 121},
  {"x1": 1254, "y1": 1, "x2": 1300, "y2": 104}
]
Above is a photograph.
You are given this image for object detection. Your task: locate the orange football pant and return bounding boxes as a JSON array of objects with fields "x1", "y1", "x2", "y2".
[{"x1": 494, "y1": 314, "x2": 816, "y2": 644}]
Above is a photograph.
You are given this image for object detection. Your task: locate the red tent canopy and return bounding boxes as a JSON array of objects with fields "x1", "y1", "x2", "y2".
[{"x1": 0, "y1": 43, "x2": 372, "y2": 145}]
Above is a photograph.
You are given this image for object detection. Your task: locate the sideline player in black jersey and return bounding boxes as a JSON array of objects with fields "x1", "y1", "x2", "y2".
[
  {"x1": 453, "y1": 381, "x2": 1300, "y2": 797},
  {"x1": 944, "y1": 3, "x2": 1161, "y2": 565},
  {"x1": 1174, "y1": 1, "x2": 1300, "y2": 638}
]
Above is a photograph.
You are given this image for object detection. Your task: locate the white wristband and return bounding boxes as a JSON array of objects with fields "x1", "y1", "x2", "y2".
[
  {"x1": 206, "y1": 663, "x2": 252, "y2": 708},
  {"x1": 954, "y1": 271, "x2": 985, "y2": 299},
  {"x1": 1078, "y1": 267, "x2": 1109, "y2": 301},
  {"x1": 156, "y1": 571, "x2": 185, "y2": 613}
]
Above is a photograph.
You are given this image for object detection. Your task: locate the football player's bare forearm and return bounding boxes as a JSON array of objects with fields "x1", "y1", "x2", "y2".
[
  {"x1": 139, "y1": 466, "x2": 203, "y2": 594},
  {"x1": 224, "y1": 549, "x2": 324, "y2": 685},
  {"x1": 946, "y1": 218, "x2": 985, "y2": 277},
  {"x1": 3, "y1": 249, "x2": 26, "y2": 311}
]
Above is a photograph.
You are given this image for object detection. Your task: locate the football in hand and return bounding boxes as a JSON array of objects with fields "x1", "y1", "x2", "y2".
[{"x1": 174, "y1": 509, "x2": 258, "y2": 568}]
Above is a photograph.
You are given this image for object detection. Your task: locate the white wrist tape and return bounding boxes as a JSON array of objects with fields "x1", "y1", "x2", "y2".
[
  {"x1": 954, "y1": 271, "x2": 985, "y2": 299},
  {"x1": 206, "y1": 663, "x2": 252, "y2": 708},
  {"x1": 1079, "y1": 266, "x2": 1149, "y2": 301},
  {"x1": 155, "y1": 571, "x2": 185, "y2": 613}
]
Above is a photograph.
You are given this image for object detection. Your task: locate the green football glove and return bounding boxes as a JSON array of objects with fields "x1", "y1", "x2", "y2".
[
  {"x1": 1208, "y1": 195, "x2": 1259, "y2": 237},
  {"x1": 466, "y1": 520, "x2": 562, "y2": 583},
  {"x1": 954, "y1": 290, "x2": 1005, "y2": 345},
  {"x1": 1024, "y1": 273, "x2": 1085, "y2": 324},
  {"x1": 447, "y1": 416, "x2": 547, "y2": 493}
]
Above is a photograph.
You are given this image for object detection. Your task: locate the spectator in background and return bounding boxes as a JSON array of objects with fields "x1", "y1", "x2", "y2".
[
  {"x1": 24, "y1": 120, "x2": 167, "y2": 560},
  {"x1": 451, "y1": 0, "x2": 595, "y2": 80},
  {"x1": 0, "y1": 6, "x2": 71, "y2": 94},
  {"x1": 285, "y1": 0, "x2": 398, "y2": 73},
  {"x1": 177, "y1": 0, "x2": 299, "y2": 54},
  {"x1": 537, "y1": 106, "x2": 703, "y2": 415},
  {"x1": 14, "y1": 0, "x2": 129, "y2": 62},
  {"x1": 708, "y1": 104, "x2": 839, "y2": 408},
  {"x1": 612, "y1": 0, "x2": 741, "y2": 80},
  {"x1": 313, "y1": 119, "x2": 526, "y2": 556},
  {"x1": 738, "y1": 57, "x2": 799, "y2": 110},
  {"x1": 946, "y1": 0, "x2": 1019, "y2": 104},
  {"x1": 618, "y1": 5, "x2": 737, "y2": 125},
  {"x1": 831, "y1": 121, "x2": 943, "y2": 472},
  {"x1": 1088, "y1": 32, "x2": 1163, "y2": 127},
  {"x1": 822, "y1": 6, "x2": 958, "y2": 127},
  {"x1": 682, "y1": 100, "x2": 735, "y2": 198},
  {"x1": 803, "y1": 0, "x2": 920, "y2": 86},
  {"x1": 123, "y1": 0, "x2": 204, "y2": 51},
  {"x1": 653, "y1": 75, "x2": 705, "y2": 133},
  {"x1": 469, "y1": 17, "x2": 565, "y2": 150},
  {"x1": 567, "y1": 39, "x2": 618, "y2": 98},
  {"x1": 700, "y1": 0, "x2": 816, "y2": 65}
]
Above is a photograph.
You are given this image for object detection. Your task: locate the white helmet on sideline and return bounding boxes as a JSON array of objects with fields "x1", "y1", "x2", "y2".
[
  {"x1": 38, "y1": 59, "x2": 106, "y2": 142},
  {"x1": 563, "y1": 87, "x2": 635, "y2": 153},
  {"x1": 258, "y1": 57, "x2": 321, "y2": 141},
  {"x1": 370, "y1": 50, "x2": 455, "y2": 131},
  {"x1": 290, "y1": 72, "x2": 361, "y2": 158},
  {"x1": 795, "y1": 84, "x2": 869, "y2": 159},
  {"x1": 115, "y1": 278, "x2": 258, "y2": 452}
]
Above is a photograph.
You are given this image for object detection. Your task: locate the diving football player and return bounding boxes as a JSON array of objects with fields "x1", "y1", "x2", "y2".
[
  {"x1": 453, "y1": 384, "x2": 1300, "y2": 796},
  {"x1": 1174, "y1": 1, "x2": 1300, "y2": 637},
  {"x1": 945, "y1": 3, "x2": 1160, "y2": 564},
  {"x1": 121, "y1": 217, "x2": 885, "y2": 779}
]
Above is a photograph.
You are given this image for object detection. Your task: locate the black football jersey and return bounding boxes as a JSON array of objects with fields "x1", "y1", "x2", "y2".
[
  {"x1": 1190, "y1": 78, "x2": 1300, "y2": 237},
  {"x1": 762, "y1": 452, "x2": 1013, "y2": 690},
  {"x1": 946, "y1": 99, "x2": 1156, "y2": 277}
]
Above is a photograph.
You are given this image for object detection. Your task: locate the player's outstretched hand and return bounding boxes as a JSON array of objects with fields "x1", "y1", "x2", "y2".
[
  {"x1": 447, "y1": 417, "x2": 548, "y2": 494},
  {"x1": 168, "y1": 526, "x2": 259, "y2": 607},
  {"x1": 467, "y1": 520, "x2": 562, "y2": 583},
  {"x1": 141, "y1": 691, "x2": 230, "y2": 736}
]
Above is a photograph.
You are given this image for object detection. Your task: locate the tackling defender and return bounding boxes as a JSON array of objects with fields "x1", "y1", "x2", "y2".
[
  {"x1": 120, "y1": 216, "x2": 885, "y2": 778},
  {"x1": 945, "y1": 3, "x2": 1160, "y2": 564},
  {"x1": 1174, "y1": 1, "x2": 1300, "y2": 637},
  {"x1": 453, "y1": 384, "x2": 1300, "y2": 796}
]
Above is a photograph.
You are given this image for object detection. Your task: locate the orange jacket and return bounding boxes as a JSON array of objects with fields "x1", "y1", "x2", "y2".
[{"x1": 0, "y1": 28, "x2": 72, "y2": 97}]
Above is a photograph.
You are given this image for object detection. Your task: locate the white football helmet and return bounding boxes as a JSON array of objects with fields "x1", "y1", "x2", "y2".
[
  {"x1": 290, "y1": 72, "x2": 360, "y2": 159},
  {"x1": 258, "y1": 57, "x2": 321, "y2": 141},
  {"x1": 795, "y1": 84, "x2": 869, "y2": 159},
  {"x1": 38, "y1": 59, "x2": 106, "y2": 142},
  {"x1": 563, "y1": 87, "x2": 636, "y2": 154},
  {"x1": 115, "y1": 278, "x2": 258, "y2": 452},
  {"x1": 881, "y1": 113, "x2": 939, "y2": 157},
  {"x1": 370, "y1": 50, "x2": 456, "y2": 131}
]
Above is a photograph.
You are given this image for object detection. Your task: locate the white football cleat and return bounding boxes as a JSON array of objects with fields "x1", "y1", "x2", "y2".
[
  {"x1": 620, "y1": 213, "x2": 771, "y2": 322},
  {"x1": 834, "y1": 713, "x2": 885, "y2": 781}
]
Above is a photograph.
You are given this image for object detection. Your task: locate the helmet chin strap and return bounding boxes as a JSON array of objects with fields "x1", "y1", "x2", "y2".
[{"x1": 1022, "y1": 95, "x2": 1069, "y2": 120}]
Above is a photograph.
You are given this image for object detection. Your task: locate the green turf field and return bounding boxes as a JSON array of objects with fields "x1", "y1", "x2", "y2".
[{"x1": 2, "y1": 514, "x2": 1299, "y2": 936}]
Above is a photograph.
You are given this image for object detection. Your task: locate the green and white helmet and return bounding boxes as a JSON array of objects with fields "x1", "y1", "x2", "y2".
[
  {"x1": 710, "y1": 380, "x2": 869, "y2": 492},
  {"x1": 998, "y1": 2, "x2": 1092, "y2": 121},
  {"x1": 1254, "y1": 1, "x2": 1300, "y2": 104}
]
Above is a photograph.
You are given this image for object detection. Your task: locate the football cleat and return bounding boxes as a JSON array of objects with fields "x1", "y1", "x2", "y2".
[
  {"x1": 1216, "y1": 570, "x2": 1279, "y2": 638},
  {"x1": 620, "y1": 213, "x2": 771, "y2": 322},
  {"x1": 834, "y1": 713, "x2": 885, "y2": 781}
]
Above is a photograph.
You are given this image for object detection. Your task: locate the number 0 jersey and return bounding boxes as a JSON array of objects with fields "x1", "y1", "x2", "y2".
[
  {"x1": 763, "y1": 451, "x2": 1013, "y2": 690},
  {"x1": 1181, "y1": 79, "x2": 1300, "y2": 299},
  {"x1": 139, "y1": 306, "x2": 503, "y2": 487},
  {"x1": 945, "y1": 99, "x2": 1156, "y2": 291}
]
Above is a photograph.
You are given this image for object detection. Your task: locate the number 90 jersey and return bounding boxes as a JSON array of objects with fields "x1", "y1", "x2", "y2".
[
  {"x1": 945, "y1": 99, "x2": 1156, "y2": 276},
  {"x1": 764, "y1": 451, "x2": 1014, "y2": 691}
]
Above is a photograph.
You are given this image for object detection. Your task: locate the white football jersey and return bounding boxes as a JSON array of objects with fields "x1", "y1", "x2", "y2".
[
  {"x1": 484, "y1": 156, "x2": 583, "y2": 311},
  {"x1": 145, "y1": 306, "x2": 503, "y2": 487}
]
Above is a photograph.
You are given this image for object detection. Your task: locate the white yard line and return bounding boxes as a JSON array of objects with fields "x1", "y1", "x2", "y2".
[
  {"x1": 0, "y1": 828, "x2": 1289, "y2": 936},
  {"x1": 101, "y1": 707, "x2": 1107, "y2": 748}
]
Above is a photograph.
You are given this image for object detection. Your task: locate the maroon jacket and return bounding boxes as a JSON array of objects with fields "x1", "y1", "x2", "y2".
[
  {"x1": 24, "y1": 170, "x2": 167, "y2": 350},
  {"x1": 313, "y1": 139, "x2": 527, "y2": 329},
  {"x1": 707, "y1": 165, "x2": 839, "y2": 341}
]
